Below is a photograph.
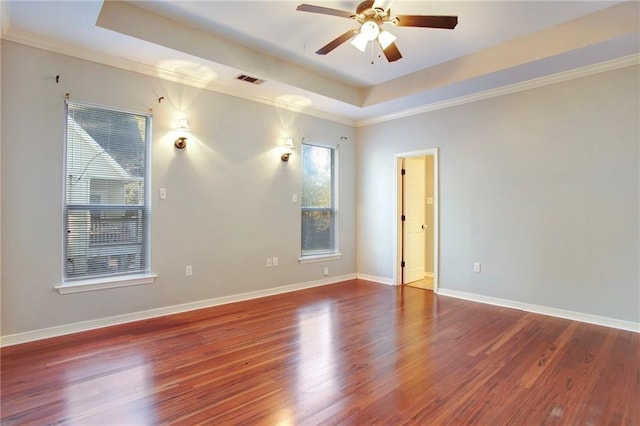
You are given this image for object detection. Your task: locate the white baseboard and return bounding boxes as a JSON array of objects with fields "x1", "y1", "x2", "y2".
[
  {"x1": 437, "y1": 288, "x2": 640, "y2": 333},
  {"x1": 356, "y1": 273, "x2": 395, "y2": 286},
  {"x1": 7, "y1": 276, "x2": 634, "y2": 347},
  {"x1": 0, "y1": 274, "x2": 357, "y2": 347}
]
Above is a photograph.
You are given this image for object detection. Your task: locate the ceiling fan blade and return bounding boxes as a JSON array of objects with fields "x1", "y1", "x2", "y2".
[
  {"x1": 296, "y1": 4, "x2": 353, "y2": 19},
  {"x1": 394, "y1": 15, "x2": 458, "y2": 29},
  {"x1": 381, "y1": 41, "x2": 402, "y2": 62},
  {"x1": 315, "y1": 29, "x2": 358, "y2": 55}
]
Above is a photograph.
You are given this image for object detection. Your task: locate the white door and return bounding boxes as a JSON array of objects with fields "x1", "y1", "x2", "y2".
[{"x1": 403, "y1": 157, "x2": 426, "y2": 284}]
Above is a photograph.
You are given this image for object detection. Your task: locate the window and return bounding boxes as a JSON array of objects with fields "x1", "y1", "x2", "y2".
[
  {"x1": 301, "y1": 143, "x2": 338, "y2": 257},
  {"x1": 62, "y1": 101, "x2": 151, "y2": 286}
]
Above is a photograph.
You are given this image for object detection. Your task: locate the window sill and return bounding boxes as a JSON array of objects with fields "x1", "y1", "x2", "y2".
[
  {"x1": 298, "y1": 253, "x2": 342, "y2": 264},
  {"x1": 55, "y1": 273, "x2": 157, "y2": 294}
]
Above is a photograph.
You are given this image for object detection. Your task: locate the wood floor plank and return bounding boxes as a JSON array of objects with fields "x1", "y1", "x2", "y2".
[
  {"x1": 1, "y1": 280, "x2": 638, "y2": 425},
  {"x1": 518, "y1": 321, "x2": 580, "y2": 389}
]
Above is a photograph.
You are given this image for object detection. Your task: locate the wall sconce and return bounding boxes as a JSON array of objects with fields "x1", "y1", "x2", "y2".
[
  {"x1": 174, "y1": 119, "x2": 190, "y2": 149},
  {"x1": 281, "y1": 137, "x2": 294, "y2": 162}
]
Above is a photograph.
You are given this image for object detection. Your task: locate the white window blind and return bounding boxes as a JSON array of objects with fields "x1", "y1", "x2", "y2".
[
  {"x1": 301, "y1": 143, "x2": 336, "y2": 255},
  {"x1": 63, "y1": 101, "x2": 151, "y2": 282}
]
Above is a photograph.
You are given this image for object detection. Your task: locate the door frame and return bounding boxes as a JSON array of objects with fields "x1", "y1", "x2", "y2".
[{"x1": 393, "y1": 148, "x2": 439, "y2": 292}]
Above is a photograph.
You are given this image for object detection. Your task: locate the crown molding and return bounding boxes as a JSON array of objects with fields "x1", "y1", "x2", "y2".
[
  {"x1": 357, "y1": 54, "x2": 640, "y2": 127},
  {"x1": 1, "y1": 30, "x2": 356, "y2": 127},
  {"x1": 3, "y1": 24, "x2": 637, "y2": 130}
]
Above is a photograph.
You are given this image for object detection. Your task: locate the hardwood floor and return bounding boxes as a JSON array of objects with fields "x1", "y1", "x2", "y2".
[{"x1": 1, "y1": 280, "x2": 638, "y2": 425}]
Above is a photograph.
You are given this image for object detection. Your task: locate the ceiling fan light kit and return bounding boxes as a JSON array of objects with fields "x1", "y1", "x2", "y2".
[
  {"x1": 377, "y1": 30, "x2": 396, "y2": 50},
  {"x1": 360, "y1": 20, "x2": 381, "y2": 41},
  {"x1": 350, "y1": 33, "x2": 369, "y2": 52},
  {"x1": 351, "y1": 25, "x2": 396, "y2": 54},
  {"x1": 297, "y1": 0, "x2": 458, "y2": 63}
]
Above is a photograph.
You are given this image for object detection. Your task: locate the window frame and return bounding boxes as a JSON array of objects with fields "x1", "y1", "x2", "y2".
[
  {"x1": 56, "y1": 100, "x2": 156, "y2": 294},
  {"x1": 299, "y1": 141, "x2": 342, "y2": 263}
]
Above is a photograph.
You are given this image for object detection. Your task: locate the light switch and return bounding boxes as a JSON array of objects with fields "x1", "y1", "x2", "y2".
[
  {"x1": 159, "y1": 188, "x2": 167, "y2": 200},
  {"x1": 292, "y1": 194, "x2": 298, "y2": 203}
]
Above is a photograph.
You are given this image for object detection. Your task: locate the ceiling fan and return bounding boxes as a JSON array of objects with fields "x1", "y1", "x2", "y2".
[{"x1": 296, "y1": 0, "x2": 458, "y2": 62}]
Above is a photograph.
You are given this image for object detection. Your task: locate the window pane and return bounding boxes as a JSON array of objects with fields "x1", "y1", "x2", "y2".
[
  {"x1": 65, "y1": 207, "x2": 147, "y2": 278},
  {"x1": 66, "y1": 104, "x2": 147, "y2": 205},
  {"x1": 301, "y1": 145, "x2": 332, "y2": 208},
  {"x1": 64, "y1": 102, "x2": 150, "y2": 281},
  {"x1": 301, "y1": 144, "x2": 335, "y2": 255},
  {"x1": 302, "y1": 209, "x2": 334, "y2": 254}
]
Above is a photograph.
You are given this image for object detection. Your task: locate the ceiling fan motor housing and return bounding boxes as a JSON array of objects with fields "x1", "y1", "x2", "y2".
[{"x1": 354, "y1": 0, "x2": 392, "y2": 25}]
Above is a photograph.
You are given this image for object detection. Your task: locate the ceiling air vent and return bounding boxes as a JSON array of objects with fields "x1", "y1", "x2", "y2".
[{"x1": 235, "y1": 74, "x2": 265, "y2": 85}]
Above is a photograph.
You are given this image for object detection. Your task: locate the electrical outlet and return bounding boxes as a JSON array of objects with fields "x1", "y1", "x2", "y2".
[
  {"x1": 323, "y1": 266, "x2": 329, "y2": 276},
  {"x1": 292, "y1": 194, "x2": 298, "y2": 203},
  {"x1": 266, "y1": 257, "x2": 272, "y2": 267},
  {"x1": 185, "y1": 265, "x2": 192, "y2": 276},
  {"x1": 272, "y1": 256, "x2": 278, "y2": 266},
  {"x1": 159, "y1": 188, "x2": 167, "y2": 199},
  {"x1": 473, "y1": 263, "x2": 481, "y2": 273}
]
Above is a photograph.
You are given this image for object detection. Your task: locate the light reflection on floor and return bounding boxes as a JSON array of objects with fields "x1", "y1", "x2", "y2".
[
  {"x1": 62, "y1": 353, "x2": 155, "y2": 424},
  {"x1": 295, "y1": 302, "x2": 340, "y2": 411}
]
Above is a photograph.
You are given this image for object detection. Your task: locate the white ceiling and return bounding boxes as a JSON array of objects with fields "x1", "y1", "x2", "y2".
[{"x1": 2, "y1": 1, "x2": 639, "y2": 125}]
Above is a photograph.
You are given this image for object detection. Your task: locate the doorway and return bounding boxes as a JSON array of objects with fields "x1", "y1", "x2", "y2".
[{"x1": 395, "y1": 149, "x2": 438, "y2": 292}]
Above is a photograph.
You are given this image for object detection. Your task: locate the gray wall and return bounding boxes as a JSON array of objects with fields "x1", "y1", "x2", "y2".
[
  {"x1": 2, "y1": 39, "x2": 638, "y2": 336},
  {"x1": 357, "y1": 65, "x2": 639, "y2": 323},
  {"x1": 0, "y1": 41, "x2": 356, "y2": 335}
]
